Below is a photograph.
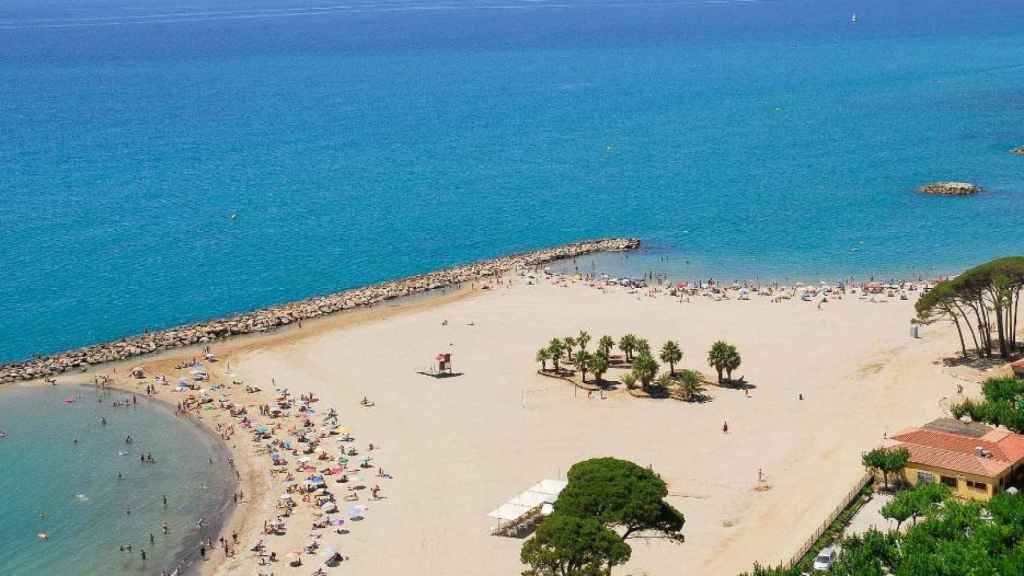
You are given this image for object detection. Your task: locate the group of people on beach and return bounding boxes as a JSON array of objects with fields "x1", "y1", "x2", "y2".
[
  {"x1": 124, "y1": 352, "x2": 391, "y2": 574},
  {"x1": 60, "y1": 330, "x2": 397, "y2": 575}
]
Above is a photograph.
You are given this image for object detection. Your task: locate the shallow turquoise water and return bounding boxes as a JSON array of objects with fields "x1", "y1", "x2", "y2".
[
  {"x1": 1, "y1": 0, "x2": 1023, "y2": 363},
  {"x1": 0, "y1": 386, "x2": 234, "y2": 575}
]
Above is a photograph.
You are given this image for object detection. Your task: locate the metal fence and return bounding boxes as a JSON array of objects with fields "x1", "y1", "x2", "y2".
[{"x1": 785, "y1": 472, "x2": 873, "y2": 569}]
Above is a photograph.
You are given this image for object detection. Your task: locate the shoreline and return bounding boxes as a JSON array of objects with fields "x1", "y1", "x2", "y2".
[
  {"x1": 0, "y1": 238, "x2": 639, "y2": 383},
  {"x1": 1, "y1": 378, "x2": 239, "y2": 576},
  {"x1": 13, "y1": 278, "x2": 491, "y2": 576},
  {"x1": 549, "y1": 247, "x2": 960, "y2": 286}
]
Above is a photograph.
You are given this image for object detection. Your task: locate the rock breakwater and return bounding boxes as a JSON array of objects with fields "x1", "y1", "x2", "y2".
[{"x1": 0, "y1": 238, "x2": 639, "y2": 383}]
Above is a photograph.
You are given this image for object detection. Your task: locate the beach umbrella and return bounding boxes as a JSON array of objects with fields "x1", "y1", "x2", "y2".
[
  {"x1": 320, "y1": 501, "x2": 338, "y2": 513},
  {"x1": 297, "y1": 456, "x2": 311, "y2": 464},
  {"x1": 321, "y1": 546, "x2": 338, "y2": 558},
  {"x1": 280, "y1": 494, "x2": 293, "y2": 501},
  {"x1": 346, "y1": 503, "x2": 365, "y2": 518}
]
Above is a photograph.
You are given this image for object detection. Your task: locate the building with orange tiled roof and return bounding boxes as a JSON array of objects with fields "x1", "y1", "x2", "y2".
[{"x1": 881, "y1": 418, "x2": 1024, "y2": 501}]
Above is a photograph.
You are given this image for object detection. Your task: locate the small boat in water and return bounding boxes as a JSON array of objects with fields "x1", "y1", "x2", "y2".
[
  {"x1": 63, "y1": 396, "x2": 75, "y2": 404},
  {"x1": 0, "y1": 430, "x2": 7, "y2": 439},
  {"x1": 851, "y1": 13, "x2": 858, "y2": 23}
]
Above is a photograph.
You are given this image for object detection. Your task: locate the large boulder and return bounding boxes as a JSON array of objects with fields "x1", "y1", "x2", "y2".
[{"x1": 919, "y1": 181, "x2": 981, "y2": 196}]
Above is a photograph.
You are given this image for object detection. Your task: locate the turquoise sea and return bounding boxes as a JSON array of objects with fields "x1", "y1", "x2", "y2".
[
  {"x1": 2, "y1": 1, "x2": 1024, "y2": 573},
  {"x1": 0, "y1": 385, "x2": 234, "y2": 575},
  {"x1": 3, "y1": 0, "x2": 1024, "y2": 364}
]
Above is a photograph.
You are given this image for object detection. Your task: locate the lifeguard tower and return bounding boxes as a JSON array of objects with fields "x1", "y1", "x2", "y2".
[
  {"x1": 436, "y1": 352, "x2": 453, "y2": 375},
  {"x1": 418, "y1": 352, "x2": 458, "y2": 378}
]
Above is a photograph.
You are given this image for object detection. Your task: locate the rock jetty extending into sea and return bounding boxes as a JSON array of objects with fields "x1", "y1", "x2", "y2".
[
  {"x1": 918, "y1": 181, "x2": 982, "y2": 196},
  {"x1": 0, "y1": 238, "x2": 639, "y2": 384}
]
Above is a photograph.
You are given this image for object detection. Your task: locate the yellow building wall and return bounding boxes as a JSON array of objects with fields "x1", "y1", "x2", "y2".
[{"x1": 899, "y1": 464, "x2": 1001, "y2": 501}]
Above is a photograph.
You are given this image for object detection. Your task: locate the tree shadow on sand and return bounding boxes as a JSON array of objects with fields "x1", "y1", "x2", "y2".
[
  {"x1": 939, "y1": 354, "x2": 1013, "y2": 372},
  {"x1": 589, "y1": 378, "x2": 620, "y2": 391},
  {"x1": 713, "y1": 376, "x2": 756, "y2": 391}
]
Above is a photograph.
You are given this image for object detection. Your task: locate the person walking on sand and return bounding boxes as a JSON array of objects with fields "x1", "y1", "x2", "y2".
[{"x1": 722, "y1": 421, "x2": 729, "y2": 433}]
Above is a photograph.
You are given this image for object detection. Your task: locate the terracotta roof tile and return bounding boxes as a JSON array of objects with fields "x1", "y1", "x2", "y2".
[{"x1": 888, "y1": 426, "x2": 1024, "y2": 478}]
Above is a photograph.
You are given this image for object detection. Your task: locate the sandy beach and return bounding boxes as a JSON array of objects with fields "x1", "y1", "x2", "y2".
[{"x1": 67, "y1": 269, "x2": 993, "y2": 576}]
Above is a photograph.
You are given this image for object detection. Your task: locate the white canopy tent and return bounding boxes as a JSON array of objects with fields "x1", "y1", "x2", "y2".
[{"x1": 487, "y1": 479, "x2": 568, "y2": 530}]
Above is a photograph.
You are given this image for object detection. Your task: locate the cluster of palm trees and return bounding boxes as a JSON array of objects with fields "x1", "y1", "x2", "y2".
[
  {"x1": 706, "y1": 340, "x2": 742, "y2": 383},
  {"x1": 536, "y1": 331, "x2": 741, "y2": 402},
  {"x1": 536, "y1": 331, "x2": 615, "y2": 383}
]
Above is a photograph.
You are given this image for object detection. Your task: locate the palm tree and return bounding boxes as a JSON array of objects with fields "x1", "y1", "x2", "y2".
[
  {"x1": 635, "y1": 338, "x2": 651, "y2": 358},
  {"x1": 548, "y1": 339, "x2": 565, "y2": 372},
  {"x1": 631, "y1": 353, "x2": 659, "y2": 390},
  {"x1": 577, "y1": 330, "x2": 591, "y2": 352},
  {"x1": 563, "y1": 336, "x2": 577, "y2": 361},
  {"x1": 619, "y1": 334, "x2": 637, "y2": 362},
  {"x1": 707, "y1": 341, "x2": 731, "y2": 383},
  {"x1": 598, "y1": 335, "x2": 615, "y2": 357},
  {"x1": 659, "y1": 341, "x2": 682, "y2": 375},
  {"x1": 536, "y1": 348, "x2": 551, "y2": 371},
  {"x1": 724, "y1": 345, "x2": 742, "y2": 381},
  {"x1": 574, "y1": 349, "x2": 591, "y2": 382},
  {"x1": 588, "y1": 351, "x2": 609, "y2": 384},
  {"x1": 655, "y1": 372, "x2": 673, "y2": 390},
  {"x1": 621, "y1": 372, "x2": 638, "y2": 390},
  {"x1": 676, "y1": 369, "x2": 704, "y2": 402}
]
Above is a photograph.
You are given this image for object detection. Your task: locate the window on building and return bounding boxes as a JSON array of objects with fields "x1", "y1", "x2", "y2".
[
  {"x1": 918, "y1": 471, "x2": 935, "y2": 484},
  {"x1": 966, "y1": 480, "x2": 988, "y2": 491},
  {"x1": 941, "y1": 476, "x2": 958, "y2": 488}
]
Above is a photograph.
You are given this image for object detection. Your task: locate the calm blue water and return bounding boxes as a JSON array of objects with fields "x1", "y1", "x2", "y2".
[
  {"x1": 0, "y1": 385, "x2": 235, "y2": 575},
  {"x1": 2, "y1": 0, "x2": 1024, "y2": 363}
]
